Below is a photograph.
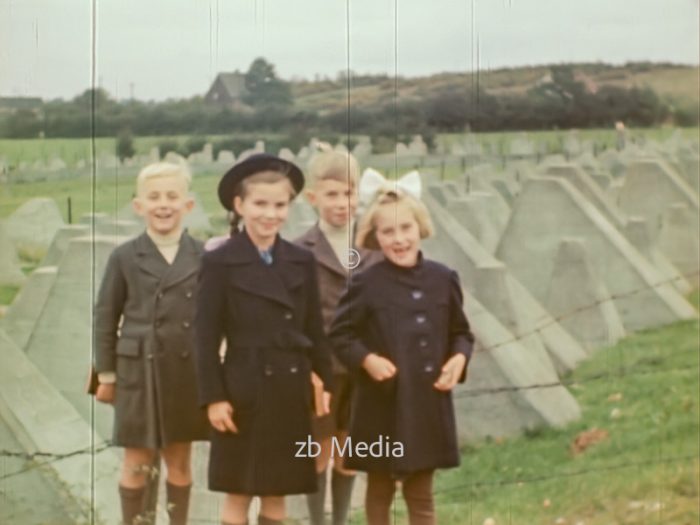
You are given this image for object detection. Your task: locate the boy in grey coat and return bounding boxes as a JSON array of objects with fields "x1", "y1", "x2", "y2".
[{"x1": 94, "y1": 162, "x2": 208, "y2": 525}]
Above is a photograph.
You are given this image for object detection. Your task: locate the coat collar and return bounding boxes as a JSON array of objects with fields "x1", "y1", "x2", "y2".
[
  {"x1": 298, "y1": 223, "x2": 346, "y2": 277},
  {"x1": 298, "y1": 222, "x2": 384, "y2": 276},
  {"x1": 378, "y1": 250, "x2": 426, "y2": 287},
  {"x1": 134, "y1": 231, "x2": 201, "y2": 290},
  {"x1": 221, "y1": 229, "x2": 306, "y2": 309}
]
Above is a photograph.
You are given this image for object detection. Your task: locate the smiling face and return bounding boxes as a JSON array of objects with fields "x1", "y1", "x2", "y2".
[
  {"x1": 233, "y1": 176, "x2": 293, "y2": 249},
  {"x1": 133, "y1": 174, "x2": 193, "y2": 236},
  {"x1": 373, "y1": 200, "x2": 421, "y2": 267},
  {"x1": 306, "y1": 178, "x2": 357, "y2": 228}
]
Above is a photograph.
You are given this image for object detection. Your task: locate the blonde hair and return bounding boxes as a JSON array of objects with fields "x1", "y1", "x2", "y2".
[
  {"x1": 307, "y1": 150, "x2": 360, "y2": 188},
  {"x1": 235, "y1": 170, "x2": 296, "y2": 200},
  {"x1": 136, "y1": 162, "x2": 192, "y2": 194},
  {"x1": 355, "y1": 190, "x2": 434, "y2": 250}
]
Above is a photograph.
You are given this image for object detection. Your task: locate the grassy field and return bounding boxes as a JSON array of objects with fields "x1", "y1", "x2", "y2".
[
  {"x1": 370, "y1": 291, "x2": 700, "y2": 525},
  {"x1": 1, "y1": 127, "x2": 697, "y2": 221},
  {"x1": 0, "y1": 167, "x2": 226, "y2": 222},
  {"x1": 1, "y1": 127, "x2": 697, "y2": 167},
  {"x1": 0, "y1": 135, "x2": 206, "y2": 165}
]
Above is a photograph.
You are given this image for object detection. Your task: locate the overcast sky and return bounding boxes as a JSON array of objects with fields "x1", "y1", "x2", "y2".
[{"x1": 1, "y1": 0, "x2": 698, "y2": 101}]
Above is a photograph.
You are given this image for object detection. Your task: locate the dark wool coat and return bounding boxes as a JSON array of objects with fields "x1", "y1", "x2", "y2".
[
  {"x1": 194, "y1": 230, "x2": 334, "y2": 495},
  {"x1": 94, "y1": 232, "x2": 209, "y2": 448},
  {"x1": 329, "y1": 254, "x2": 474, "y2": 475}
]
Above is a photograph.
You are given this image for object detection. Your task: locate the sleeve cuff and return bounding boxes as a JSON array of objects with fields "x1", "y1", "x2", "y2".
[
  {"x1": 452, "y1": 337, "x2": 473, "y2": 384},
  {"x1": 98, "y1": 371, "x2": 116, "y2": 384}
]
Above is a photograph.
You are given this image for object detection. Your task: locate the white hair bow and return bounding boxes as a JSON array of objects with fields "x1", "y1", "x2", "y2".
[{"x1": 358, "y1": 168, "x2": 422, "y2": 205}]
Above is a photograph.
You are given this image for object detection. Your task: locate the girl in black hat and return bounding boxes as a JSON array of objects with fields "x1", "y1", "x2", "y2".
[{"x1": 194, "y1": 154, "x2": 334, "y2": 525}]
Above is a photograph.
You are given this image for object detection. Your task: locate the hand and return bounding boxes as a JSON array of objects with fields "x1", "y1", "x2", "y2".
[
  {"x1": 434, "y1": 354, "x2": 467, "y2": 392},
  {"x1": 362, "y1": 354, "x2": 397, "y2": 382},
  {"x1": 310, "y1": 372, "x2": 332, "y2": 417},
  {"x1": 207, "y1": 401, "x2": 238, "y2": 433},
  {"x1": 321, "y1": 391, "x2": 332, "y2": 416},
  {"x1": 95, "y1": 383, "x2": 115, "y2": 404}
]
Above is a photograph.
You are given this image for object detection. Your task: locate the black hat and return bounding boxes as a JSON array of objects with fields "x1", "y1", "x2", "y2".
[{"x1": 217, "y1": 153, "x2": 305, "y2": 211}]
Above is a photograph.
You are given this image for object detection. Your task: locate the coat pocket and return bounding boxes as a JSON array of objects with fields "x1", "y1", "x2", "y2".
[{"x1": 115, "y1": 338, "x2": 143, "y2": 390}]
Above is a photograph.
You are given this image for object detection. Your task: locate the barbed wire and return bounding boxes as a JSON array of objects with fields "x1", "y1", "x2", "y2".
[
  {"x1": 1, "y1": 351, "x2": 695, "y2": 469},
  {"x1": 0, "y1": 270, "x2": 696, "y2": 471},
  {"x1": 469, "y1": 270, "x2": 699, "y2": 356},
  {"x1": 453, "y1": 348, "x2": 700, "y2": 400},
  {"x1": 0, "y1": 441, "x2": 112, "y2": 482},
  {"x1": 0, "y1": 231, "x2": 697, "y2": 524}
]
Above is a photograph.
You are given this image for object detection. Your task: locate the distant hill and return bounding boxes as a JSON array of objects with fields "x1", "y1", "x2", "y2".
[{"x1": 291, "y1": 62, "x2": 699, "y2": 114}]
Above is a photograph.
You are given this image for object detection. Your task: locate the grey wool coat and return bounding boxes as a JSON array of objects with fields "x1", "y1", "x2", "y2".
[
  {"x1": 194, "y1": 230, "x2": 334, "y2": 495},
  {"x1": 94, "y1": 231, "x2": 209, "y2": 448},
  {"x1": 329, "y1": 254, "x2": 474, "y2": 475}
]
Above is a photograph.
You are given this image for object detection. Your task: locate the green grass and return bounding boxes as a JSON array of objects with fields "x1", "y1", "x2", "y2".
[
  {"x1": 0, "y1": 134, "x2": 270, "y2": 165},
  {"x1": 0, "y1": 285, "x2": 20, "y2": 306},
  {"x1": 0, "y1": 168, "x2": 225, "y2": 224},
  {"x1": 359, "y1": 305, "x2": 699, "y2": 524}
]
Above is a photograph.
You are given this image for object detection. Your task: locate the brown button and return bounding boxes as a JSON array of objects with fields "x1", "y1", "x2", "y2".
[
  {"x1": 411, "y1": 290, "x2": 423, "y2": 300},
  {"x1": 147, "y1": 354, "x2": 154, "y2": 360},
  {"x1": 424, "y1": 364, "x2": 434, "y2": 372},
  {"x1": 284, "y1": 312, "x2": 293, "y2": 320},
  {"x1": 416, "y1": 314, "x2": 427, "y2": 324},
  {"x1": 185, "y1": 291, "x2": 192, "y2": 298},
  {"x1": 182, "y1": 321, "x2": 191, "y2": 328},
  {"x1": 157, "y1": 292, "x2": 164, "y2": 299},
  {"x1": 419, "y1": 338, "x2": 428, "y2": 348}
]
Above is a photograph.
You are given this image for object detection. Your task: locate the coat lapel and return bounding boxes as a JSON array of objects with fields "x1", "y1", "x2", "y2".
[
  {"x1": 300, "y1": 224, "x2": 346, "y2": 278},
  {"x1": 160, "y1": 232, "x2": 201, "y2": 291},
  {"x1": 223, "y1": 231, "x2": 304, "y2": 310},
  {"x1": 134, "y1": 233, "x2": 169, "y2": 280}
]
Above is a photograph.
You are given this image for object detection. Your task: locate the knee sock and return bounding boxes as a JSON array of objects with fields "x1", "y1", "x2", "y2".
[
  {"x1": 331, "y1": 470, "x2": 355, "y2": 525},
  {"x1": 365, "y1": 472, "x2": 396, "y2": 525},
  {"x1": 401, "y1": 471, "x2": 435, "y2": 525},
  {"x1": 118, "y1": 485, "x2": 145, "y2": 525},
  {"x1": 305, "y1": 470, "x2": 327, "y2": 525},
  {"x1": 166, "y1": 481, "x2": 192, "y2": 525}
]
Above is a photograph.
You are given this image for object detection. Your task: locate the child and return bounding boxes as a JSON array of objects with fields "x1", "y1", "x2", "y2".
[
  {"x1": 194, "y1": 153, "x2": 334, "y2": 525},
  {"x1": 94, "y1": 162, "x2": 209, "y2": 525},
  {"x1": 295, "y1": 148, "x2": 382, "y2": 525},
  {"x1": 329, "y1": 188, "x2": 475, "y2": 525}
]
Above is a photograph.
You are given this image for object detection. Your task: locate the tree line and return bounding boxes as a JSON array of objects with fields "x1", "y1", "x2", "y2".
[{"x1": 1, "y1": 62, "x2": 696, "y2": 150}]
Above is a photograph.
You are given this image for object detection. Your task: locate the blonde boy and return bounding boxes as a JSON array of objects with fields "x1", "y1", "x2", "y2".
[
  {"x1": 295, "y1": 149, "x2": 382, "y2": 525},
  {"x1": 94, "y1": 162, "x2": 208, "y2": 525}
]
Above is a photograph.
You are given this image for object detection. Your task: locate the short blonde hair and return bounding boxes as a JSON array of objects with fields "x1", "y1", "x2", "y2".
[
  {"x1": 307, "y1": 150, "x2": 360, "y2": 188},
  {"x1": 136, "y1": 162, "x2": 192, "y2": 194},
  {"x1": 235, "y1": 170, "x2": 297, "y2": 200},
  {"x1": 355, "y1": 190, "x2": 434, "y2": 250}
]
